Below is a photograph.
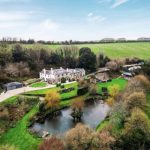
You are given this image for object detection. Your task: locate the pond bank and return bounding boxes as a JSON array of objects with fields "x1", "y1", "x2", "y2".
[{"x1": 31, "y1": 100, "x2": 110, "y2": 137}]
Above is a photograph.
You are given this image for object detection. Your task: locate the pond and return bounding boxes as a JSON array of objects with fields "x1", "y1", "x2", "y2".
[{"x1": 31, "y1": 101, "x2": 110, "y2": 136}]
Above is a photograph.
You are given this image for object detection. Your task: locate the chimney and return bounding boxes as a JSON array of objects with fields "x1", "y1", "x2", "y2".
[
  {"x1": 43, "y1": 68, "x2": 46, "y2": 75},
  {"x1": 51, "y1": 68, "x2": 53, "y2": 74}
]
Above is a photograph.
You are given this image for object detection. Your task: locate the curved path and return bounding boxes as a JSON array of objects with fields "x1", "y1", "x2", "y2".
[
  {"x1": 0, "y1": 81, "x2": 76, "y2": 103},
  {"x1": 0, "y1": 85, "x2": 56, "y2": 103}
]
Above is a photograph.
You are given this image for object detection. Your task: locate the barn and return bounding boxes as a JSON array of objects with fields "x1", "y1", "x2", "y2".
[{"x1": 3, "y1": 82, "x2": 23, "y2": 91}]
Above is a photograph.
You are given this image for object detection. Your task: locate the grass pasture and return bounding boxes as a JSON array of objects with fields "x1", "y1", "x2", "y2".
[{"x1": 22, "y1": 42, "x2": 150, "y2": 59}]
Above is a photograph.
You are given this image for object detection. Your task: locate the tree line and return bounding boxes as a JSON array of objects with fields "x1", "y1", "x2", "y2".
[
  {"x1": 0, "y1": 42, "x2": 150, "y2": 86},
  {"x1": 0, "y1": 37, "x2": 150, "y2": 45},
  {"x1": 0, "y1": 43, "x2": 111, "y2": 86}
]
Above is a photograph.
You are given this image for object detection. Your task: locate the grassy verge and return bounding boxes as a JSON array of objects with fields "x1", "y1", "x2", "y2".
[
  {"x1": 0, "y1": 96, "x2": 18, "y2": 106},
  {"x1": 96, "y1": 120, "x2": 109, "y2": 131}
]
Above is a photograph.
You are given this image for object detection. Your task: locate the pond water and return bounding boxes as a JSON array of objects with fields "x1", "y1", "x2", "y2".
[{"x1": 31, "y1": 101, "x2": 110, "y2": 136}]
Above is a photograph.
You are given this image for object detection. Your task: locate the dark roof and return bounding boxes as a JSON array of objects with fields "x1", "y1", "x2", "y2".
[{"x1": 4, "y1": 82, "x2": 23, "y2": 87}]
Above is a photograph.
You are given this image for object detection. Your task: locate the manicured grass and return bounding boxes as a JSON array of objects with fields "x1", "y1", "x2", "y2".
[
  {"x1": 0, "y1": 96, "x2": 18, "y2": 106},
  {"x1": 30, "y1": 82, "x2": 47, "y2": 88},
  {"x1": 97, "y1": 78, "x2": 127, "y2": 94},
  {"x1": 0, "y1": 106, "x2": 41, "y2": 150},
  {"x1": 25, "y1": 82, "x2": 78, "y2": 100},
  {"x1": 22, "y1": 42, "x2": 150, "y2": 59}
]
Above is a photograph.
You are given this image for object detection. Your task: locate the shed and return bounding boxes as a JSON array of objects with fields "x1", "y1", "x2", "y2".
[
  {"x1": 122, "y1": 72, "x2": 133, "y2": 77},
  {"x1": 3, "y1": 82, "x2": 23, "y2": 91}
]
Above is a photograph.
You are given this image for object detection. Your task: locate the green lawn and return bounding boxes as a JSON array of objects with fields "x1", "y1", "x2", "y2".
[
  {"x1": 0, "y1": 96, "x2": 18, "y2": 106},
  {"x1": 22, "y1": 42, "x2": 150, "y2": 59},
  {"x1": 25, "y1": 82, "x2": 78, "y2": 100},
  {"x1": 97, "y1": 78, "x2": 127, "y2": 94},
  {"x1": 30, "y1": 82, "x2": 47, "y2": 88}
]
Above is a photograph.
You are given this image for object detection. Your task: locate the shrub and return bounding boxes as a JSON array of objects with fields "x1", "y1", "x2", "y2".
[
  {"x1": 124, "y1": 75, "x2": 150, "y2": 96},
  {"x1": 124, "y1": 92, "x2": 147, "y2": 112},
  {"x1": 106, "y1": 97, "x2": 114, "y2": 107},
  {"x1": 39, "y1": 136, "x2": 65, "y2": 150},
  {"x1": 65, "y1": 123, "x2": 93, "y2": 150},
  {"x1": 61, "y1": 77, "x2": 66, "y2": 83},
  {"x1": 88, "y1": 83, "x2": 97, "y2": 95},
  {"x1": 93, "y1": 131, "x2": 116, "y2": 150},
  {"x1": 121, "y1": 108, "x2": 150, "y2": 149},
  {"x1": 134, "y1": 75, "x2": 150, "y2": 91},
  {"x1": 45, "y1": 91, "x2": 60, "y2": 110},
  {"x1": 108, "y1": 84, "x2": 120, "y2": 98},
  {"x1": 71, "y1": 98, "x2": 84, "y2": 120},
  {"x1": 109, "y1": 101, "x2": 127, "y2": 129}
]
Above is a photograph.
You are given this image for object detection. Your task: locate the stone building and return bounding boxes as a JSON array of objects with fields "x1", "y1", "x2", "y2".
[{"x1": 40, "y1": 67, "x2": 85, "y2": 84}]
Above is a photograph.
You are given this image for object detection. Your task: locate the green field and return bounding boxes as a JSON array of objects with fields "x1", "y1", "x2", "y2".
[{"x1": 22, "y1": 42, "x2": 150, "y2": 59}]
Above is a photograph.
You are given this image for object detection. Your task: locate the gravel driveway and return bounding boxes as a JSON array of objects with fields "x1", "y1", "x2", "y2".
[{"x1": 0, "y1": 85, "x2": 55, "y2": 103}]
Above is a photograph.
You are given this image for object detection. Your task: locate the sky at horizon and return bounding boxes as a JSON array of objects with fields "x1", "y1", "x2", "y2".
[{"x1": 0, "y1": 0, "x2": 150, "y2": 41}]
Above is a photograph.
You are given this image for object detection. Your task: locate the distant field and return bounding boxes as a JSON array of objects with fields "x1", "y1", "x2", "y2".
[{"x1": 22, "y1": 42, "x2": 150, "y2": 59}]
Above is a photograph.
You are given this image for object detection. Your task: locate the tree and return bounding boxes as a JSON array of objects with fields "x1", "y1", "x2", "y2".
[
  {"x1": 63, "y1": 56, "x2": 77, "y2": 68},
  {"x1": 78, "y1": 47, "x2": 96, "y2": 72},
  {"x1": 39, "y1": 136, "x2": 64, "y2": 150},
  {"x1": 71, "y1": 98, "x2": 84, "y2": 121},
  {"x1": 142, "y1": 61, "x2": 150, "y2": 77},
  {"x1": 50, "y1": 52, "x2": 63, "y2": 67},
  {"x1": 124, "y1": 92, "x2": 147, "y2": 112},
  {"x1": 121, "y1": 108, "x2": 150, "y2": 149},
  {"x1": 124, "y1": 75, "x2": 150, "y2": 96},
  {"x1": 97, "y1": 53, "x2": 110, "y2": 68},
  {"x1": 89, "y1": 83, "x2": 97, "y2": 95},
  {"x1": 134, "y1": 75, "x2": 150, "y2": 92},
  {"x1": 91, "y1": 131, "x2": 115, "y2": 150},
  {"x1": 106, "y1": 61, "x2": 119, "y2": 71},
  {"x1": 45, "y1": 91, "x2": 60, "y2": 110},
  {"x1": 0, "y1": 44, "x2": 12, "y2": 66},
  {"x1": 79, "y1": 47, "x2": 91, "y2": 56},
  {"x1": 106, "y1": 97, "x2": 114, "y2": 107},
  {"x1": 12, "y1": 44, "x2": 25, "y2": 62},
  {"x1": 109, "y1": 84, "x2": 120, "y2": 99},
  {"x1": 4, "y1": 62, "x2": 30, "y2": 77},
  {"x1": 65, "y1": 123, "x2": 93, "y2": 150},
  {"x1": 109, "y1": 101, "x2": 127, "y2": 129}
]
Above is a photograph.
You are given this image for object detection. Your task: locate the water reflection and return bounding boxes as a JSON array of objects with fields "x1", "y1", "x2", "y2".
[{"x1": 32, "y1": 101, "x2": 109, "y2": 136}]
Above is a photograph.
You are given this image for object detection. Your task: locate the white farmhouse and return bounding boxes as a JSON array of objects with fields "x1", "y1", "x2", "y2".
[{"x1": 40, "y1": 67, "x2": 85, "y2": 83}]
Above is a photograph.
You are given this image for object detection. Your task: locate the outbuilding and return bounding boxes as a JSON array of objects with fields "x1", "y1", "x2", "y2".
[{"x1": 3, "y1": 82, "x2": 23, "y2": 91}]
